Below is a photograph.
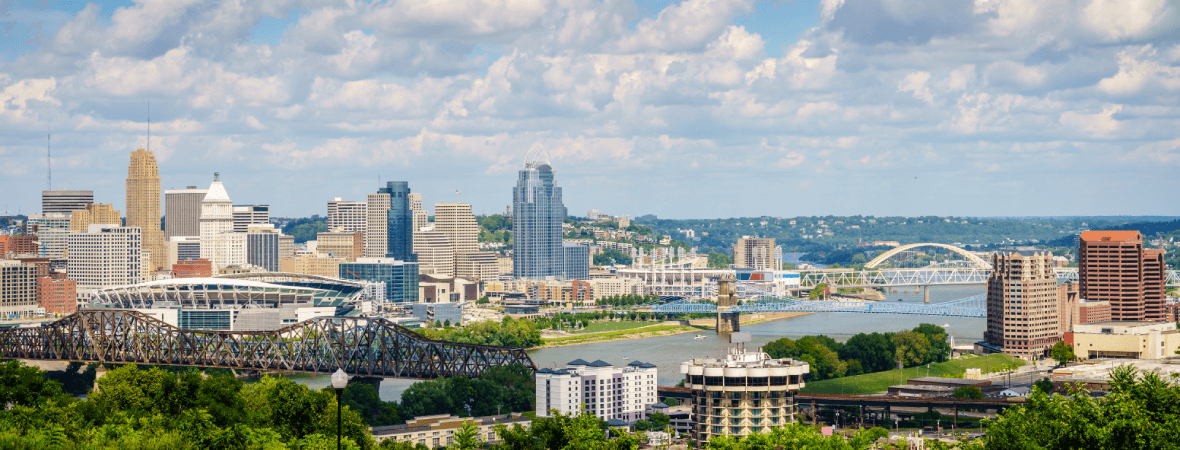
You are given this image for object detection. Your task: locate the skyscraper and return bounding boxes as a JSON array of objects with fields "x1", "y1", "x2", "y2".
[
  {"x1": 1079, "y1": 230, "x2": 1167, "y2": 321},
  {"x1": 67, "y1": 225, "x2": 142, "y2": 301},
  {"x1": 984, "y1": 252, "x2": 1061, "y2": 359},
  {"x1": 409, "y1": 193, "x2": 428, "y2": 232},
  {"x1": 327, "y1": 198, "x2": 367, "y2": 233},
  {"x1": 378, "y1": 182, "x2": 414, "y2": 261},
  {"x1": 513, "y1": 151, "x2": 565, "y2": 279},
  {"x1": 246, "y1": 224, "x2": 281, "y2": 272},
  {"x1": 165, "y1": 186, "x2": 207, "y2": 238},
  {"x1": 365, "y1": 193, "x2": 391, "y2": 258},
  {"x1": 199, "y1": 173, "x2": 234, "y2": 271},
  {"x1": 127, "y1": 148, "x2": 164, "y2": 271},
  {"x1": 232, "y1": 205, "x2": 270, "y2": 232},
  {"x1": 41, "y1": 190, "x2": 93, "y2": 214},
  {"x1": 733, "y1": 237, "x2": 777, "y2": 269}
]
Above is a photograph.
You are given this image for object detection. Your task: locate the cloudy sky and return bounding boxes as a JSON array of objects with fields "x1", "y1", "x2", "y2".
[{"x1": 2, "y1": 0, "x2": 1178, "y2": 219}]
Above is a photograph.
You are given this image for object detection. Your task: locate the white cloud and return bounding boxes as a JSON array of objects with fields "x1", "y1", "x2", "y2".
[
  {"x1": 1097, "y1": 45, "x2": 1180, "y2": 96},
  {"x1": 899, "y1": 71, "x2": 934, "y2": 103},
  {"x1": 1083, "y1": 0, "x2": 1172, "y2": 41},
  {"x1": 1059, "y1": 104, "x2": 1122, "y2": 138}
]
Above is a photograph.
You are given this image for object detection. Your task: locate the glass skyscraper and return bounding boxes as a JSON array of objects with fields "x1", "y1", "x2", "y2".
[
  {"x1": 339, "y1": 258, "x2": 420, "y2": 303},
  {"x1": 379, "y1": 181, "x2": 415, "y2": 261},
  {"x1": 513, "y1": 153, "x2": 566, "y2": 279}
]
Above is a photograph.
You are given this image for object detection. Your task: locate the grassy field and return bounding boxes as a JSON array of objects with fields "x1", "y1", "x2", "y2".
[
  {"x1": 567, "y1": 320, "x2": 663, "y2": 334},
  {"x1": 541, "y1": 324, "x2": 710, "y2": 347},
  {"x1": 801, "y1": 354, "x2": 1026, "y2": 395}
]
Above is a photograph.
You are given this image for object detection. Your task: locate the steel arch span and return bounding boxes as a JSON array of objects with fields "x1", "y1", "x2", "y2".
[
  {"x1": 0, "y1": 310, "x2": 535, "y2": 378},
  {"x1": 865, "y1": 243, "x2": 991, "y2": 269}
]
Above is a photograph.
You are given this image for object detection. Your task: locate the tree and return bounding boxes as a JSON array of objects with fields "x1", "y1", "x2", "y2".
[
  {"x1": 632, "y1": 419, "x2": 652, "y2": 431},
  {"x1": 891, "y1": 331, "x2": 930, "y2": 367},
  {"x1": 1033, "y1": 377, "x2": 1054, "y2": 394},
  {"x1": 449, "y1": 420, "x2": 482, "y2": 450},
  {"x1": 707, "y1": 251, "x2": 732, "y2": 268},
  {"x1": 648, "y1": 412, "x2": 670, "y2": 431},
  {"x1": 912, "y1": 323, "x2": 951, "y2": 363},
  {"x1": 842, "y1": 332, "x2": 897, "y2": 373},
  {"x1": 952, "y1": 386, "x2": 983, "y2": 399},
  {"x1": 662, "y1": 398, "x2": 679, "y2": 407},
  {"x1": 1050, "y1": 341, "x2": 1076, "y2": 366},
  {"x1": 0, "y1": 360, "x2": 70, "y2": 408}
]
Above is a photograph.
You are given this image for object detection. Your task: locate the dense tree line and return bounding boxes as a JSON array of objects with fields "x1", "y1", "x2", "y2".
[
  {"x1": 420, "y1": 317, "x2": 543, "y2": 348},
  {"x1": 281, "y1": 216, "x2": 328, "y2": 243},
  {"x1": 592, "y1": 249, "x2": 632, "y2": 266},
  {"x1": 594, "y1": 294, "x2": 660, "y2": 307},
  {"x1": 702, "y1": 423, "x2": 888, "y2": 449},
  {"x1": 342, "y1": 364, "x2": 535, "y2": 429},
  {"x1": 763, "y1": 324, "x2": 950, "y2": 381}
]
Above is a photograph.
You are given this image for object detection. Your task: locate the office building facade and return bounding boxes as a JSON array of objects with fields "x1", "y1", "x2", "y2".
[
  {"x1": 247, "y1": 224, "x2": 281, "y2": 271},
  {"x1": 25, "y1": 213, "x2": 71, "y2": 257},
  {"x1": 339, "y1": 258, "x2": 419, "y2": 303},
  {"x1": 379, "y1": 182, "x2": 414, "y2": 261},
  {"x1": 164, "y1": 186, "x2": 207, "y2": 238},
  {"x1": 70, "y1": 204, "x2": 121, "y2": 231},
  {"x1": 232, "y1": 205, "x2": 270, "y2": 233},
  {"x1": 1079, "y1": 230, "x2": 1167, "y2": 321},
  {"x1": 126, "y1": 148, "x2": 165, "y2": 271},
  {"x1": 562, "y1": 243, "x2": 590, "y2": 280},
  {"x1": 67, "y1": 225, "x2": 143, "y2": 300},
  {"x1": 317, "y1": 229, "x2": 364, "y2": 262},
  {"x1": 512, "y1": 157, "x2": 565, "y2": 279},
  {"x1": 536, "y1": 359, "x2": 659, "y2": 422},
  {"x1": 327, "y1": 198, "x2": 367, "y2": 233},
  {"x1": 41, "y1": 190, "x2": 93, "y2": 215},
  {"x1": 38, "y1": 274, "x2": 76, "y2": 315},
  {"x1": 409, "y1": 193, "x2": 428, "y2": 232},
  {"x1": 365, "y1": 193, "x2": 391, "y2": 258},
  {"x1": 984, "y1": 252, "x2": 1061, "y2": 359},
  {"x1": 413, "y1": 229, "x2": 455, "y2": 276},
  {"x1": 0, "y1": 260, "x2": 39, "y2": 318},
  {"x1": 733, "y1": 238, "x2": 777, "y2": 270}
]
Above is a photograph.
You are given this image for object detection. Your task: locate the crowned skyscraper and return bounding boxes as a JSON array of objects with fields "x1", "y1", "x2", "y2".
[
  {"x1": 512, "y1": 149, "x2": 566, "y2": 279},
  {"x1": 126, "y1": 148, "x2": 164, "y2": 271},
  {"x1": 199, "y1": 173, "x2": 234, "y2": 273}
]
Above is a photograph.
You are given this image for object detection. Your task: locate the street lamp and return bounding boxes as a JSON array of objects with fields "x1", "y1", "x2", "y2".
[{"x1": 332, "y1": 368, "x2": 349, "y2": 450}]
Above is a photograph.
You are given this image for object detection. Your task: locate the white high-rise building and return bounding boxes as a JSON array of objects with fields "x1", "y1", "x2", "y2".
[
  {"x1": 409, "y1": 193, "x2": 428, "y2": 234},
  {"x1": 414, "y1": 227, "x2": 455, "y2": 277},
  {"x1": 26, "y1": 212, "x2": 72, "y2": 257},
  {"x1": 328, "y1": 198, "x2": 367, "y2": 233},
  {"x1": 365, "y1": 193, "x2": 391, "y2": 258},
  {"x1": 536, "y1": 359, "x2": 658, "y2": 422},
  {"x1": 212, "y1": 232, "x2": 248, "y2": 270},
  {"x1": 199, "y1": 173, "x2": 234, "y2": 273},
  {"x1": 67, "y1": 225, "x2": 143, "y2": 302}
]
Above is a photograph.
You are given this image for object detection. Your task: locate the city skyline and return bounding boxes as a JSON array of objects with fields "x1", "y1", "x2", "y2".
[{"x1": 2, "y1": 1, "x2": 1179, "y2": 218}]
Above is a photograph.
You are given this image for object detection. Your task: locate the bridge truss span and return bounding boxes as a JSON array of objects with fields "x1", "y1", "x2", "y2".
[
  {"x1": 652, "y1": 294, "x2": 985, "y2": 318},
  {"x1": 0, "y1": 310, "x2": 535, "y2": 378}
]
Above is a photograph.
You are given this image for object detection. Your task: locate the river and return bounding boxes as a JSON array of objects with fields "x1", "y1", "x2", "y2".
[{"x1": 289, "y1": 285, "x2": 985, "y2": 401}]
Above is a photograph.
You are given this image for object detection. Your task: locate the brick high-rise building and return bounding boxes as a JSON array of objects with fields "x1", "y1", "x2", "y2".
[
  {"x1": 127, "y1": 148, "x2": 165, "y2": 271},
  {"x1": 172, "y1": 259, "x2": 213, "y2": 278},
  {"x1": 38, "y1": 274, "x2": 76, "y2": 315},
  {"x1": 0, "y1": 235, "x2": 38, "y2": 258},
  {"x1": 984, "y1": 252, "x2": 1062, "y2": 359},
  {"x1": 1079, "y1": 230, "x2": 1167, "y2": 321}
]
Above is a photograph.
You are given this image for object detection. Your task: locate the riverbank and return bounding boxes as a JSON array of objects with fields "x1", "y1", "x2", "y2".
[{"x1": 535, "y1": 311, "x2": 815, "y2": 349}]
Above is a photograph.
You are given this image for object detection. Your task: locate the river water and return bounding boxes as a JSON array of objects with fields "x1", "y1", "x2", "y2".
[{"x1": 289, "y1": 285, "x2": 985, "y2": 401}]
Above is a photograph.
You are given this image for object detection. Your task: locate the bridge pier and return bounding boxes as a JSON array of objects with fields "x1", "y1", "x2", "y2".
[{"x1": 924, "y1": 285, "x2": 930, "y2": 304}]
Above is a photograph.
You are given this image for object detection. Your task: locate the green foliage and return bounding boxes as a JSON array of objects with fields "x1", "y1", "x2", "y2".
[
  {"x1": 343, "y1": 383, "x2": 400, "y2": 426},
  {"x1": 491, "y1": 409, "x2": 640, "y2": 450},
  {"x1": 449, "y1": 420, "x2": 482, "y2": 450},
  {"x1": 282, "y1": 217, "x2": 328, "y2": 244},
  {"x1": 593, "y1": 249, "x2": 633, "y2": 266},
  {"x1": 480, "y1": 214, "x2": 511, "y2": 232},
  {"x1": 981, "y1": 365, "x2": 1180, "y2": 449},
  {"x1": 803, "y1": 354, "x2": 1026, "y2": 395},
  {"x1": 808, "y1": 283, "x2": 828, "y2": 300},
  {"x1": 477, "y1": 296, "x2": 491, "y2": 304},
  {"x1": 707, "y1": 251, "x2": 732, "y2": 268},
  {"x1": 399, "y1": 364, "x2": 535, "y2": 419},
  {"x1": 0, "y1": 360, "x2": 71, "y2": 407},
  {"x1": 595, "y1": 294, "x2": 660, "y2": 307},
  {"x1": 662, "y1": 398, "x2": 679, "y2": 407},
  {"x1": 911, "y1": 323, "x2": 951, "y2": 363},
  {"x1": 953, "y1": 385, "x2": 983, "y2": 399},
  {"x1": 1050, "y1": 341, "x2": 1076, "y2": 365},
  {"x1": 842, "y1": 332, "x2": 896, "y2": 373},
  {"x1": 703, "y1": 423, "x2": 888, "y2": 449},
  {"x1": 421, "y1": 316, "x2": 543, "y2": 348},
  {"x1": 892, "y1": 330, "x2": 930, "y2": 366},
  {"x1": 1033, "y1": 377, "x2": 1054, "y2": 394}
]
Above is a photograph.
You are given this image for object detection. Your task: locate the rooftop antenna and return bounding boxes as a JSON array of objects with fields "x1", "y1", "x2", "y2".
[
  {"x1": 46, "y1": 125, "x2": 51, "y2": 191},
  {"x1": 147, "y1": 101, "x2": 150, "y2": 152}
]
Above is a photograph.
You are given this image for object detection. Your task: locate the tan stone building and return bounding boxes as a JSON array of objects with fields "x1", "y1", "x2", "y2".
[
  {"x1": 1067, "y1": 321, "x2": 1180, "y2": 360},
  {"x1": 984, "y1": 252, "x2": 1062, "y2": 359},
  {"x1": 280, "y1": 253, "x2": 345, "y2": 278},
  {"x1": 365, "y1": 192, "x2": 391, "y2": 258},
  {"x1": 126, "y1": 148, "x2": 165, "y2": 271},
  {"x1": 414, "y1": 228, "x2": 455, "y2": 277},
  {"x1": 733, "y1": 237, "x2": 776, "y2": 269},
  {"x1": 70, "y1": 204, "x2": 121, "y2": 231},
  {"x1": 316, "y1": 229, "x2": 363, "y2": 262}
]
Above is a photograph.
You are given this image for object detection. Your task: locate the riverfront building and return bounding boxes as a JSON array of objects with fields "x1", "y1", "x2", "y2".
[
  {"x1": 126, "y1": 148, "x2": 165, "y2": 271},
  {"x1": 0, "y1": 260, "x2": 39, "y2": 318},
  {"x1": 1079, "y1": 230, "x2": 1167, "y2": 322},
  {"x1": 536, "y1": 359, "x2": 659, "y2": 422},
  {"x1": 984, "y1": 252, "x2": 1062, "y2": 359},
  {"x1": 681, "y1": 340, "x2": 810, "y2": 443},
  {"x1": 512, "y1": 153, "x2": 566, "y2": 279},
  {"x1": 42, "y1": 190, "x2": 93, "y2": 215},
  {"x1": 66, "y1": 225, "x2": 143, "y2": 301},
  {"x1": 164, "y1": 186, "x2": 207, "y2": 238}
]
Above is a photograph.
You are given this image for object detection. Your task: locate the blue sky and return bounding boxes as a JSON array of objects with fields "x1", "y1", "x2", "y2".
[{"x1": 1, "y1": 0, "x2": 1178, "y2": 219}]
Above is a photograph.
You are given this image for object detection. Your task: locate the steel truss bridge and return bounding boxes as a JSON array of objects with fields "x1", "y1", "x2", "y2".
[
  {"x1": 0, "y1": 310, "x2": 535, "y2": 378},
  {"x1": 652, "y1": 294, "x2": 986, "y2": 318}
]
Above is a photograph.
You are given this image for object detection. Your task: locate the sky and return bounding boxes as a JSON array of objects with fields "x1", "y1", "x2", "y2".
[{"x1": 1, "y1": 0, "x2": 1179, "y2": 220}]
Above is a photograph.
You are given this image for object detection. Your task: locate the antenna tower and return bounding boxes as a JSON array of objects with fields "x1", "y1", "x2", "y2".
[
  {"x1": 46, "y1": 126, "x2": 51, "y2": 191},
  {"x1": 147, "y1": 101, "x2": 150, "y2": 152}
]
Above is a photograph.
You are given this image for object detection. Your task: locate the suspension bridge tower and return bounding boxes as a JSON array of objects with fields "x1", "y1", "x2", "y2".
[{"x1": 716, "y1": 274, "x2": 740, "y2": 334}]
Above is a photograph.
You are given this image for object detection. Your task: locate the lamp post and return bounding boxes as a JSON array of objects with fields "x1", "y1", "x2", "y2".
[{"x1": 332, "y1": 368, "x2": 349, "y2": 450}]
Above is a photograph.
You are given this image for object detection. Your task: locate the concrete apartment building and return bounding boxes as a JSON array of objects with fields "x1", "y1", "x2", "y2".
[
  {"x1": 41, "y1": 190, "x2": 93, "y2": 215},
  {"x1": 69, "y1": 204, "x2": 120, "y2": 231},
  {"x1": 327, "y1": 198, "x2": 367, "y2": 233},
  {"x1": 164, "y1": 186, "x2": 207, "y2": 238},
  {"x1": 413, "y1": 228, "x2": 454, "y2": 276},
  {"x1": 126, "y1": 148, "x2": 165, "y2": 271},
  {"x1": 733, "y1": 237, "x2": 777, "y2": 270},
  {"x1": 984, "y1": 252, "x2": 1065, "y2": 359},
  {"x1": 232, "y1": 205, "x2": 270, "y2": 233},
  {"x1": 371, "y1": 414, "x2": 530, "y2": 448},
  {"x1": 67, "y1": 225, "x2": 143, "y2": 301},
  {"x1": 536, "y1": 359, "x2": 659, "y2": 422},
  {"x1": 1079, "y1": 230, "x2": 1167, "y2": 321},
  {"x1": 365, "y1": 193, "x2": 391, "y2": 258},
  {"x1": 682, "y1": 341, "x2": 810, "y2": 443},
  {"x1": 0, "y1": 260, "x2": 39, "y2": 318},
  {"x1": 317, "y1": 229, "x2": 364, "y2": 262}
]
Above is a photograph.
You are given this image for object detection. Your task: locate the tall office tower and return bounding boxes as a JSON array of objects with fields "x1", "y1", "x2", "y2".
[
  {"x1": 199, "y1": 174, "x2": 234, "y2": 269},
  {"x1": 562, "y1": 243, "x2": 590, "y2": 280},
  {"x1": 41, "y1": 190, "x2": 93, "y2": 214},
  {"x1": 0, "y1": 260, "x2": 39, "y2": 318},
  {"x1": 409, "y1": 193, "x2": 428, "y2": 232},
  {"x1": 365, "y1": 193, "x2": 391, "y2": 258},
  {"x1": 414, "y1": 228, "x2": 455, "y2": 276},
  {"x1": 70, "y1": 204, "x2": 121, "y2": 231},
  {"x1": 246, "y1": 224, "x2": 281, "y2": 272},
  {"x1": 327, "y1": 198, "x2": 367, "y2": 233},
  {"x1": 512, "y1": 154, "x2": 566, "y2": 279},
  {"x1": 434, "y1": 203, "x2": 483, "y2": 279},
  {"x1": 339, "y1": 258, "x2": 420, "y2": 303},
  {"x1": 984, "y1": 252, "x2": 1062, "y2": 359},
  {"x1": 67, "y1": 225, "x2": 142, "y2": 301},
  {"x1": 232, "y1": 205, "x2": 270, "y2": 233},
  {"x1": 733, "y1": 237, "x2": 777, "y2": 269},
  {"x1": 164, "y1": 186, "x2": 207, "y2": 238},
  {"x1": 126, "y1": 148, "x2": 165, "y2": 271},
  {"x1": 317, "y1": 229, "x2": 364, "y2": 262},
  {"x1": 166, "y1": 236, "x2": 202, "y2": 269},
  {"x1": 378, "y1": 182, "x2": 414, "y2": 261},
  {"x1": 1080, "y1": 230, "x2": 1167, "y2": 321},
  {"x1": 26, "y1": 213, "x2": 71, "y2": 257}
]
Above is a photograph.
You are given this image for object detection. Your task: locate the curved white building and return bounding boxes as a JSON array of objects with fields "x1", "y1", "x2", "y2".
[{"x1": 681, "y1": 344, "x2": 809, "y2": 442}]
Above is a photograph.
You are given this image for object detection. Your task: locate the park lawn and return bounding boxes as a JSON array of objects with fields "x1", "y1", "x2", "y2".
[
  {"x1": 541, "y1": 324, "x2": 710, "y2": 346},
  {"x1": 800, "y1": 354, "x2": 1026, "y2": 395},
  {"x1": 569, "y1": 320, "x2": 663, "y2": 334}
]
